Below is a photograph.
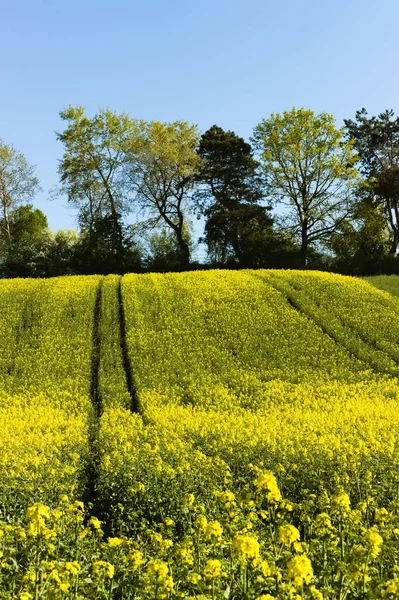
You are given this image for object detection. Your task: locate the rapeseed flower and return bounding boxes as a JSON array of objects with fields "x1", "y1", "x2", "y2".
[
  {"x1": 232, "y1": 534, "x2": 260, "y2": 559},
  {"x1": 287, "y1": 554, "x2": 313, "y2": 586},
  {"x1": 203, "y1": 559, "x2": 222, "y2": 579},
  {"x1": 279, "y1": 524, "x2": 300, "y2": 546}
]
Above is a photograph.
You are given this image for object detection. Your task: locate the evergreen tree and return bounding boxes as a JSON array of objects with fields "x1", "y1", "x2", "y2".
[{"x1": 194, "y1": 125, "x2": 272, "y2": 266}]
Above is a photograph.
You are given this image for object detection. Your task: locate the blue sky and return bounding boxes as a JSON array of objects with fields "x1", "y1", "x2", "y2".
[{"x1": 1, "y1": 0, "x2": 398, "y2": 245}]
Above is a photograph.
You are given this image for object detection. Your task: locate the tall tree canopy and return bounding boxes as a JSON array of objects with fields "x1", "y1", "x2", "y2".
[
  {"x1": 0, "y1": 140, "x2": 41, "y2": 258},
  {"x1": 194, "y1": 125, "x2": 272, "y2": 265},
  {"x1": 56, "y1": 106, "x2": 136, "y2": 259},
  {"x1": 344, "y1": 108, "x2": 399, "y2": 254},
  {"x1": 2, "y1": 205, "x2": 50, "y2": 277},
  {"x1": 125, "y1": 120, "x2": 201, "y2": 267},
  {"x1": 252, "y1": 108, "x2": 359, "y2": 265}
]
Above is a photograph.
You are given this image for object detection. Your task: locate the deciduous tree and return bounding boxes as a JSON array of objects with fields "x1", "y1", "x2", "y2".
[
  {"x1": 2, "y1": 205, "x2": 50, "y2": 277},
  {"x1": 252, "y1": 108, "x2": 359, "y2": 265},
  {"x1": 0, "y1": 140, "x2": 41, "y2": 258},
  {"x1": 125, "y1": 120, "x2": 201, "y2": 267},
  {"x1": 344, "y1": 108, "x2": 399, "y2": 254},
  {"x1": 56, "y1": 106, "x2": 135, "y2": 258}
]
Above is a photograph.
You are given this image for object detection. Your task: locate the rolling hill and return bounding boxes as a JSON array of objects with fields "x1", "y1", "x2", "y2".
[{"x1": 2, "y1": 270, "x2": 399, "y2": 599}]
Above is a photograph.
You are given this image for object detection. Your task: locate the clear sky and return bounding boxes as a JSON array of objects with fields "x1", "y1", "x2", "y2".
[{"x1": 1, "y1": 0, "x2": 399, "y2": 240}]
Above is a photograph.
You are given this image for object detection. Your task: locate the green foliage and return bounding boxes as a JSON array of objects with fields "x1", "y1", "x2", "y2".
[
  {"x1": 345, "y1": 108, "x2": 399, "y2": 254},
  {"x1": 2, "y1": 205, "x2": 51, "y2": 277},
  {"x1": 73, "y1": 213, "x2": 142, "y2": 275},
  {"x1": 125, "y1": 120, "x2": 201, "y2": 266},
  {"x1": 0, "y1": 140, "x2": 41, "y2": 258},
  {"x1": 144, "y1": 225, "x2": 194, "y2": 271},
  {"x1": 327, "y1": 198, "x2": 394, "y2": 275},
  {"x1": 44, "y1": 229, "x2": 80, "y2": 277},
  {"x1": 252, "y1": 108, "x2": 360, "y2": 265},
  {"x1": 56, "y1": 106, "x2": 136, "y2": 263},
  {"x1": 194, "y1": 125, "x2": 272, "y2": 265}
]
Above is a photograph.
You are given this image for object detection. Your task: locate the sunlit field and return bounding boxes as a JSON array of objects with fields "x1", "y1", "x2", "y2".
[{"x1": 3, "y1": 271, "x2": 399, "y2": 599}]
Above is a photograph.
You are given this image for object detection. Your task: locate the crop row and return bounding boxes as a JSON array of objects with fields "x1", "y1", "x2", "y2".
[
  {"x1": 261, "y1": 270, "x2": 399, "y2": 375},
  {"x1": 0, "y1": 276, "x2": 100, "y2": 523}
]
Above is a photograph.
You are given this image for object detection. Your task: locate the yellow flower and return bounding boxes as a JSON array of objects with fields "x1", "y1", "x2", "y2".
[
  {"x1": 160, "y1": 538, "x2": 173, "y2": 551},
  {"x1": 309, "y1": 585, "x2": 323, "y2": 600},
  {"x1": 280, "y1": 499, "x2": 293, "y2": 511},
  {"x1": 253, "y1": 471, "x2": 281, "y2": 502},
  {"x1": 254, "y1": 559, "x2": 272, "y2": 577},
  {"x1": 331, "y1": 492, "x2": 351, "y2": 514},
  {"x1": 347, "y1": 563, "x2": 371, "y2": 584},
  {"x1": 88, "y1": 516, "x2": 102, "y2": 530},
  {"x1": 108, "y1": 537, "x2": 123, "y2": 547},
  {"x1": 127, "y1": 550, "x2": 145, "y2": 571},
  {"x1": 52, "y1": 508, "x2": 63, "y2": 521},
  {"x1": 188, "y1": 572, "x2": 202, "y2": 584},
  {"x1": 287, "y1": 554, "x2": 313, "y2": 586},
  {"x1": 22, "y1": 572, "x2": 36, "y2": 584},
  {"x1": 205, "y1": 520, "x2": 223, "y2": 539},
  {"x1": 375, "y1": 508, "x2": 389, "y2": 523},
  {"x1": 385, "y1": 579, "x2": 399, "y2": 594},
  {"x1": 279, "y1": 524, "x2": 300, "y2": 546},
  {"x1": 162, "y1": 576, "x2": 175, "y2": 591},
  {"x1": 92, "y1": 561, "x2": 115, "y2": 579},
  {"x1": 26, "y1": 504, "x2": 51, "y2": 536},
  {"x1": 177, "y1": 542, "x2": 194, "y2": 565},
  {"x1": 293, "y1": 541, "x2": 304, "y2": 553},
  {"x1": 203, "y1": 559, "x2": 222, "y2": 579},
  {"x1": 65, "y1": 561, "x2": 80, "y2": 576},
  {"x1": 19, "y1": 594, "x2": 34, "y2": 600},
  {"x1": 363, "y1": 527, "x2": 383, "y2": 558},
  {"x1": 182, "y1": 493, "x2": 195, "y2": 507},
  {"x1": 232, "y1": 534, "x2": 260, "y2": 560},
  {"x1": 313, "y1": 513, "x2": 333, "y2": 535},
  {"x1": 194, "y1": 514, "x2": 208, "y2": 532},
  {"x1": 43, "y1": 528, "x2": 56, "y2": 540},
  {"x1": 26, "y1": 504, "x2": 50, "y2": 520},
  {"x1": 147, "y1": 559, "x2": 169, "y2": 583},
  {"x1": 214, "y1": 490, "x2": 236, "y2": 508}
]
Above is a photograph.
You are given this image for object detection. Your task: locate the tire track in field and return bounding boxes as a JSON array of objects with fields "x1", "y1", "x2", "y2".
[
  {"x1": 118, "y1": 275, "x2": 140, "y2": 414},
  {"x1": 90, "y1": 279, "x2": 103, "y2": 418},
  {"x1": 84, "y1": 278, "x2": 103, "y2": 511},
  {"x1": 284, "y1": 277, "x2": 399, "y2": 366},
  {"x1": 252, "y1": 272, "x2": 396, "y2": 377}
]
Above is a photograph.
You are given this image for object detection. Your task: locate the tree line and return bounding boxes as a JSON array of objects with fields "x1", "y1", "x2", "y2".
[{"x1": 1, "y1": 106, "x2": 399, "y2": 277}]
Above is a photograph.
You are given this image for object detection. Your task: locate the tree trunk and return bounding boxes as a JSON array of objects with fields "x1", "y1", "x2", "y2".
[
  {"x1": 300, "y1": 217, "x2": 308, "y2": 267},
  {"x1": 230, "y1": 221, "x2": 243, "y2": 265},
  {"x1": 389, "y1": 228, "x2": 398, "y2": 254},
  {"x1": 96, "y1": 166, "x2": 123, "y2": 256},
  {"x1": 176, "y1": 227, "x2": 190, "y2": 267}
]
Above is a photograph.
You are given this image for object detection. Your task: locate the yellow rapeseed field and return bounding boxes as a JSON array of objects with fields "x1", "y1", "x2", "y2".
[{"x1": 3, "y1": 270, "x2": 399, "y2": 599}]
